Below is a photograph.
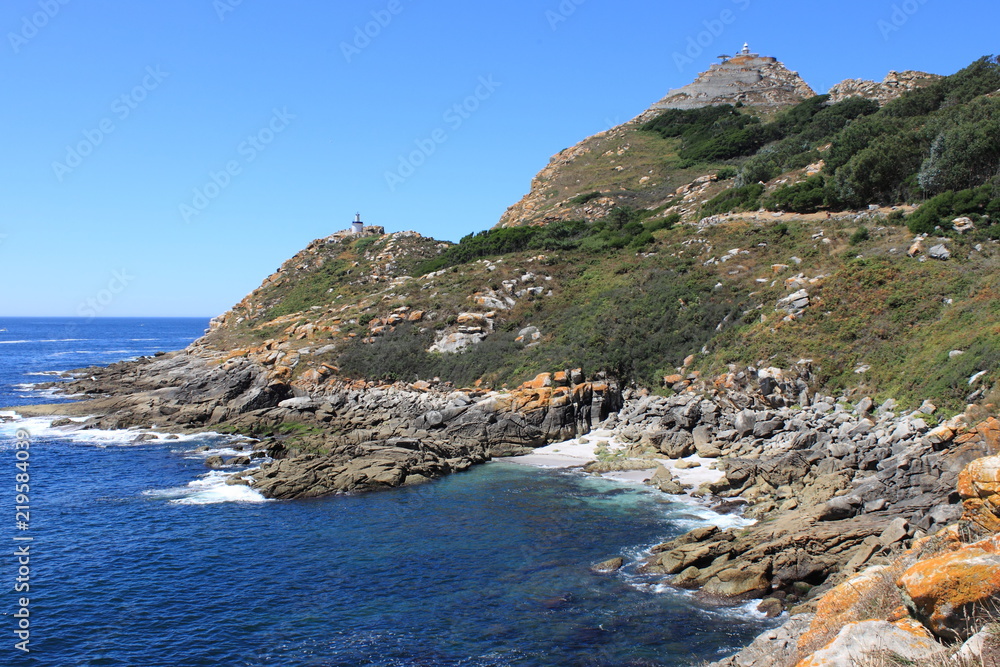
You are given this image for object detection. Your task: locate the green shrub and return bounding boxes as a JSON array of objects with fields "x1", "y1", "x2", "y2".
[
  {"x1": 337, "y1": 324, "x2": 523, "y2": 387},
  {"x1": 715, "y1": 167, "x2": 738, "y2": 180},
  {"x1": 850, "y1": 226, "x2": 870, "y2": 244},
  {"x1": 353, "y1": 236, "x2": 379, "y2": 254},
  {"x1": 643, "y1": 95, "x2": 880, "y2": 170},
  {"x1": 701, "y1": 183, "x2": 765, "y2": 217},
  {"x1": 646, "y1": 212, "x2": 681, "y2": 232},
  {"x1": 887, "y1": 209, "x2": 907, "y2": 226},
  {"x1": 764, "y1": 175, "x2": 827, "y2": 213},
  {"x1": 570, "y1": 191, "x2": 603, "y2": 205},
  {"x1": 906, "y1": 185, "x2": 1000, "y2": 234},
  {"x1": 735, "y1": 151, "x2": 782, "y2": 187}
]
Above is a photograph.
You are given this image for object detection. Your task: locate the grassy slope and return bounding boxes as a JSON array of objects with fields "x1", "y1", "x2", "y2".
[{"x1": 202, "y1": 57, "x2": 1000, "y2": 412}]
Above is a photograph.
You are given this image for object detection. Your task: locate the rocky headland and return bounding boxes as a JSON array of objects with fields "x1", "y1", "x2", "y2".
[{"x1": 17, "y1": 52, "x2": 1000, "y2": 664}]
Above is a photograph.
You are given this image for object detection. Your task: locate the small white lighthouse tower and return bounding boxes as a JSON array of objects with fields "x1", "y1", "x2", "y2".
[{"x1": 351, "y1": 213, "x2": 364, "y2": 234}]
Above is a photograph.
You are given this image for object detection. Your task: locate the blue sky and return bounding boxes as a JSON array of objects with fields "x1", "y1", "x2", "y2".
[{"x1": 1, "y1": 0, "x2": 995, "y2": 317}]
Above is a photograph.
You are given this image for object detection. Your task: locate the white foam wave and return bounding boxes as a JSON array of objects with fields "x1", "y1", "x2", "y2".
[
  {"x1": 12, "y1": 385, "x2": 70, "y2": 400},
  {"x1": 144, "y1": 470, "x2": 269, "y2": 505},
  {"x1": 637, "y1": 583, "x2": 774, "y2": 620},
  {"x1": 0, "y1": 414, "x2": 248, "y2": 448},
  {"x1": 668, "y1": 502, "x2": 756, "y2": 532},
  {"x1": 0, "y1": 340, "x2": 31, "y2": 345},
  {"x1": 179, "y1": 445, "x2": 254, "y2": 459},
  {"x1": 25, "y1": 371, "x2": 63, "y2": 377}
]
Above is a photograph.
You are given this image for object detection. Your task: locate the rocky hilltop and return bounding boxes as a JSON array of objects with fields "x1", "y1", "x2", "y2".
[
  {"x1": 498, "y1": 45, "x2": 818, "y2": 230},
  {"x1": 652, "y1": 45, "x2": 816, "y2": 111}
]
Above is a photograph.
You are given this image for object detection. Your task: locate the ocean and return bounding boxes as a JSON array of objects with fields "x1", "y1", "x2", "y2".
[{"x1": 0, "y1": 318, "x2": 775, "y2": 666}]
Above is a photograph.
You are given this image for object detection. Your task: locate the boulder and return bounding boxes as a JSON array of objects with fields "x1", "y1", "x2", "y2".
[
  {"x1": 954, "y1": 626, "x2": 1000, "y2": 666},
  {"x1": 757, "y1": 598, "x2": 784, "y2": 618},
  {"x1": 695, "y1": 440, "x2": 724, "y2": 458},
  {"x1": 959, "y1": 455, "x2": 1000, "y2": 532},
  {"x1": 278, "y1": 397, "x2": 320, "y2": 411},
  {"x1": 204, "y1": 456, "x2": 225, "y2": 468},
  {"x1": 796, "y1": 620, "x2": 944, "y2": 666},
  {"x1": 817, "y1": 495, "x2": 861, "y2": 521},
  {"x1": 953, "y1": 217, "x2": 976, "y2": 233},
  {"x1": 658, "y1": 430, "x2": 696, "y2": 459},
  {"x1": 878, "y1": 517, "x2": 909, "y2": 547},
  {"x1": 700, "y1": 561, "x2": 772, "y2": 601},
  {"x1": 897, "y1": 535, "x2": 1000, "y2": 641},
  {"x1": 928, "y1": 244, "x2": 951, "y2": 260},
  {"x1": 692, "y1": 425, "x2": 714, "y2": 449},
  {"x1": 734, "y1": 410, "x2": 757, "y2": 437},
  {"x1": 707, "y1": 613, "x2": 814, "y2": 667},
  {"x1": 591, "y1": 557, "x2": 624, "y2": 573}
]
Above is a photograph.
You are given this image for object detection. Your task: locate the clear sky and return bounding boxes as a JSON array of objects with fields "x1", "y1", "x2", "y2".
[{"x1": 1, "y1": 0, "x2": 996, "y2": 317}]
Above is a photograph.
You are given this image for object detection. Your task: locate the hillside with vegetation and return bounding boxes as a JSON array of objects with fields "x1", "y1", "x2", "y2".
[{"x1": 202, "y1": 55, "x2": 1000, "y2": 415}]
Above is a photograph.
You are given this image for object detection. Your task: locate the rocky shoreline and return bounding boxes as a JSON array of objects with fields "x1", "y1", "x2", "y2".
[{"x1": 17, "y1": 344, "x2": 1000, "y2": 664}]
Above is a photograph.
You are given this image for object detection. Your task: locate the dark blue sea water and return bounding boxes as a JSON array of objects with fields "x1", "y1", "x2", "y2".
[{"x1": 0, "y1": 318, "x2": 774, "y2": 666}]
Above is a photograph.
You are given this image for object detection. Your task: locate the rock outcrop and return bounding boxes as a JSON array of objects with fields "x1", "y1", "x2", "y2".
[
  {"x1": 712, "y1": 453, "x2": 1000, "y2": 666},
  {"x1": 652, "y1": 47, "x2": 815, "y2": 111},
  {"x1": 827, "y1": 70, "x2": 941, "y2": 106}
]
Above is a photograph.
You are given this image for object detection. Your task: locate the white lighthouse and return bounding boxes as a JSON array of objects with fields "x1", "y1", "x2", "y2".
[{"x1": 351, "y1": 213, "x2": 364, "y2": 234}]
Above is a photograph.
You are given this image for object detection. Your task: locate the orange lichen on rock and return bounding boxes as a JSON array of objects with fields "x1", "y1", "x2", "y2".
[
  {"x1": 897, "y1": 535, "x2": 1000, "y2": 641},
  {"x1": 976, "y1": 417, "x2": 1000, "y2": 452},
  {"x1": 959, "y1": 456, "x2": 1000, "y2": 532},
  {"x1": 892, "y1": 616, "x2": 935, "y2": 639},
  {"x1": 520, "y1": 373, "x2": 552, "y2": 390},
  {"x1": 797, "y1": 566, "x2": 890, "y2": 652},
  {"x1": 959, "y1": 456, "x2": 1000, "y2": 498}
]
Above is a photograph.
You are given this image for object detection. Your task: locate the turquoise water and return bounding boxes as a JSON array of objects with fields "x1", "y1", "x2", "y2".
[{"x1": 0, "y1": 319, "x2": 773, "y2": 665}]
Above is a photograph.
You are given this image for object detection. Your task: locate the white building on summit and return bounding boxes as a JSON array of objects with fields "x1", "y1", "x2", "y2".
[
  {"x1": 333, "y1": 213, "x2": 384, "y2": 238},
  {"x1": 653, "y1": 43, "x2": 815, "y2": 110}
]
